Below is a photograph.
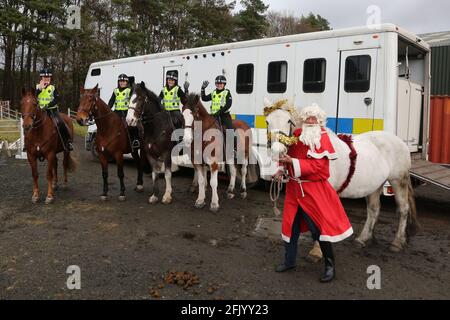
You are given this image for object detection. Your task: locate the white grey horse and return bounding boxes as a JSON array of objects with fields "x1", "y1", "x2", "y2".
[{"x1": 265, "y1": 100, "x2": 420, "y2": 257}]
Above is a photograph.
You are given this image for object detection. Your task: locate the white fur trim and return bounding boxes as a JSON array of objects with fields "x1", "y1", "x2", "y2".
[
  {"x1": 319, "y1": 227, "x2": 353, "y2": 243},
  {"x1": 307, "y1": 150, "x2": 338, "y2": 160},
  {"x1": 292, "y1": 158, "x2": 301, "y2": 178},
  {"x1": 282, "y1": 233, "x2": 291, "y2": 243}
]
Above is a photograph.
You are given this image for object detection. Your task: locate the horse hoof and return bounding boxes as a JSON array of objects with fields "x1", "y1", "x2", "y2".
[
  {"x1": 135, "y1": 185, "x2": 144, "y2": 193},
  {"x1": 195, "y1": 201, "x2": 206, "y2": 209},
  {"x1": 45, "y1": 197, "x2": 54, "y2": 205},
  {"x1": 118, "y1": 195, "x2": 126, "y2": 202},
  {"x1": 389, "y1": 242, "x2": 404, "y2": 253},
  {"x1": 100, "y1": 196, "x2": 108, "y2": 201},
  {"x1": 354, "y1": 238, "x2": 367, "y2": 248},
  {"x1": 210, "y1": 205, "x2": 220, "y2": 213},
  {"x1": 149, "y1": 196, "x2": 159, "y2": 204},
  {"x1": 162, "y1": 196, "x2": 172, "y2": 205},
  {"x1": 240, "y1": 192, "x2": 248, "y2": 199},
  {"x1": 227, "y1": 192, "x2": 235, "y2": 200},
  {"x1": 31, "y1": 196, "x2": 39, "y2": 204}
]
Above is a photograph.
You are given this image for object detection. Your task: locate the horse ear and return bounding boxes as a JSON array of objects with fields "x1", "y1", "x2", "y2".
[
  {"x1": 140, "y1": 81, "x2": 145, "y2": 88},
  {"x1": 93, "y1": 83, "x2": 99, "y2": 91},
  {"x1": 194, "y1": 94, "x2": 200, "y2": 105},
  {"x1": 80, "y1": 86, "x2": 85, "y2": 94}
]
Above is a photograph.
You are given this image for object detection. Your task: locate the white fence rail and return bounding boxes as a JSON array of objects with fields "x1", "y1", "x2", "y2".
[
  {"x1": 0, "y1": 101, "x2": 21, "y2": 120},
  {"x1": 67, "y1": 108, "x2": 78, "y2": 120}
]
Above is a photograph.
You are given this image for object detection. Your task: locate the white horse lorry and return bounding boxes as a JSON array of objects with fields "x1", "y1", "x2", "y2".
[{"x1": 83, "y1": 23, "x2": 449, "y2": 191}]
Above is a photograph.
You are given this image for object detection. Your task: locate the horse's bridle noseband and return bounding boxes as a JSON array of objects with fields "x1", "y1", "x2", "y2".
[{"x1": 22, "y1": 98, "x2": 45, "y2": 130}]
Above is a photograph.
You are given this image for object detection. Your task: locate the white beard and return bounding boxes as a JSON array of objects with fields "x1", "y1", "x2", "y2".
[{"x1": 299, "y1": 124, "x2": 322, "y2": 151}]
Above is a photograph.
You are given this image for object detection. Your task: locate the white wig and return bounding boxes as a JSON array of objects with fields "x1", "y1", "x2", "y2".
[{"x1": 298, "y1": 103, "x2": 327, "y2": 127}]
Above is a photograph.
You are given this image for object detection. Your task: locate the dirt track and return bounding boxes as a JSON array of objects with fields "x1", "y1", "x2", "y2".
[{"x1": 0, "y1": 136, "x2": 449, "y2": 300}]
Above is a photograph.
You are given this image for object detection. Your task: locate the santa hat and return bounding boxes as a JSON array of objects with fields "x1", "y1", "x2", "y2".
[{"x1": 298, "y1": 103, "x2": 327, "y2": 127}]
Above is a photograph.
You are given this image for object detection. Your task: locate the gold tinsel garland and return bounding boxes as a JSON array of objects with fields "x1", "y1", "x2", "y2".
[
  {"x1": 263, "y1": 99, "x2": 295, "y2": 117},
  {"x1": 267, "y1": 132, "x2": 299, "y2": 147}
]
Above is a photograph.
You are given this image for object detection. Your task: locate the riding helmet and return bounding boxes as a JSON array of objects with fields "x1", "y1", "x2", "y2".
[
  {"x1": 166, "y1": 71, "x2": 178, "y2": 81},
  {"x1": 118, "y1": 74, "x2": 129, "y2": 82},
  {"x1": 39, "y1": 68, "x2": 53, "y2": 78},
  {"x1": 215, "y1": 75, "x2": 227, "y2": 85}
]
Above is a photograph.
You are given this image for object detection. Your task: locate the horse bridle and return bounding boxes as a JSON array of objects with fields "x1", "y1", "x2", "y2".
[
  {"x1": 84, "y1": 93, "x2": 113, "y2": 121},
  {"x1": 267, "y1": 118, "x2": 296, "y2": 148},
  {"x1": 22, "y1": 98, "x2": 45, "y2": 130},
  {"x1": 132, "y1": 92, "x2": 167, "y2": 126}
]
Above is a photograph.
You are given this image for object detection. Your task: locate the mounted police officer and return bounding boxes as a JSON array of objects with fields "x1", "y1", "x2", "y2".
[
  {"x1": 36, "y1": 68, "x2": 73, "y2": 151},
  {"x1": 108, "y1": 74, "x2": 139, "y2": 149},
  {"x1": 201, "y1": 75, "x2": 233, "y2": 130},
  {"x1": 159, "y1": 71, "x2": 189, "y2": 129}
]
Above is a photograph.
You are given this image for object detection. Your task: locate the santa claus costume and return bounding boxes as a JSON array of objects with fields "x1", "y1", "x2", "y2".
[{"x1": 275, "y1": 106, "x2": 353, "y2": 283}]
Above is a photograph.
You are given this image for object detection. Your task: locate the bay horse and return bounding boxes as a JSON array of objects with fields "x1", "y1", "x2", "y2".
[
  {"x1": 126, "y1": 81, "x2": 178, "y2": 205},
  {"x1": 20, "y1": 88, "x2": 76, "y2": 204},
  {"x1": 182, "y1": 94, "x2": 252, "y2": 212},
  {"x1": 265, "y1": 99, "x2": 420, "y2": 254},
  {"x1": 76, "y1": 84, "x2": 146, "y2": 201}
]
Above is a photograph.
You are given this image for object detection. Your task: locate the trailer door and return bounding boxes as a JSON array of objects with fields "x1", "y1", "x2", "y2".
[{"x1": 336, "y1": 49, "x2": 379, "y2": 134}]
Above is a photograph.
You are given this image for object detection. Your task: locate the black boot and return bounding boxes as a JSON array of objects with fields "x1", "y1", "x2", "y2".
[
  {"x1": 275, "y1": 241, "x2": 297, "y2": 273},
  {"x1": 319, "y1": 241, "x2": 335, "y2": 283}
]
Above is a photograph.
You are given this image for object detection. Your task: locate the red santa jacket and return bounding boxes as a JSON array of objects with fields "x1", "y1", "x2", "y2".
[{"x1": 281, "y1": 128, "x2": 353, "y2": 243}]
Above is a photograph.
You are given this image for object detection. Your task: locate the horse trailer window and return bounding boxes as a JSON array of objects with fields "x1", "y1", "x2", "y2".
[
  {"x1": 268, "y1": 61, "x2": 288, "y2": 93},
  {"x1": 303, "y1": 58, "x2": 326, "y2": 93},
  {"x1": 236, "y1": 64, "x2": 254, "y2": 94},
  {"x1": 344, "y1": 55, "x2": 371, "y2": 92},
  {"x1": 91, "y1": 68, "x2": 101, "y2": 76}
]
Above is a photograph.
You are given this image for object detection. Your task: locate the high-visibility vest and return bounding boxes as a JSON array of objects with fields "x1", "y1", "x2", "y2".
[
  {"x1": 163, "y1": 86, "x2": 181, "y2": 111},
  {"x1": 211, "y1": 89, "x2": 229, "y2": 115},
  {"x1": 37, "y1": 85, "x2": 57, "y2": 109},
  {"x1": 114, "y1": 88, "x2": 131, "y2": 111}
]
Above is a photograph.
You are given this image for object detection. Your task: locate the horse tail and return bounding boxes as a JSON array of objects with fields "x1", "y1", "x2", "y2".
[
  {"x1": 406, "y1": 176, "x2": 421, "y2": 237},
  {"x1": 64, "y1": 151, "x2": 78, "y2": 173}
]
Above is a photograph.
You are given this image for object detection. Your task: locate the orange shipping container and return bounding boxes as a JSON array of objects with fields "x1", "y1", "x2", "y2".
[{"x1": 429, "y1": 96, "x2": 450, "y2": 164}]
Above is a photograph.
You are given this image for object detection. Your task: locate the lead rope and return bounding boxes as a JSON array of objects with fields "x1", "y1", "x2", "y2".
[{"x1": 270, "y1": 177, "x2": 283, "y2": 217}]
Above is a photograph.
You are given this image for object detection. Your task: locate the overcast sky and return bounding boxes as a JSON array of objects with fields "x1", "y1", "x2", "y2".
[{"x1": 234, "y1": 0, "x2": 450, "y2": 35}]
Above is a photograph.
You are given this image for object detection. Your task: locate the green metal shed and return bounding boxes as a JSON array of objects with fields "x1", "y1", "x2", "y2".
[{"x1": 420, "y1": 31, "x2": 450, "y2": 96}]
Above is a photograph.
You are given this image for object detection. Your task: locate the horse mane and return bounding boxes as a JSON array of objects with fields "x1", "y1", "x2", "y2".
[
  {"x1": 186, "y1": 93, "x2": 209, "y2": 117},
  {"x1": 142, "y1": 85, "x2": 161, "y2": 109}
]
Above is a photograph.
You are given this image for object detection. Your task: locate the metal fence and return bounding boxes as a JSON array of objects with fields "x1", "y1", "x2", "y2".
[{"x1": 0, "y1": 101, "x2": 21, "y2": 120}]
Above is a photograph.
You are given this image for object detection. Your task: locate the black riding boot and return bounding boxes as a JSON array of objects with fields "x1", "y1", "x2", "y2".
[
  {"x1": 319, "y1": 241, "x2": 335, "y2": 283},
  {"x1": 275, "y1": 240, "x2": 297, "y2": 272}
]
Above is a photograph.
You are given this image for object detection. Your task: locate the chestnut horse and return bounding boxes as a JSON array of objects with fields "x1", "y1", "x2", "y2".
[
  {"x1": 20, "y1": 88, "x2": 76, "y2": 204},
  {"x1": 76, "y1": 85, "x2": 146, "y2": 201},
  {"x1": 182, "y1": 94, "x2": 252, "y2": 212}
]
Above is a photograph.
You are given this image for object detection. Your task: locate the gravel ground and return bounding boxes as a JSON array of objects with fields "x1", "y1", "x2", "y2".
[{"x1": 0, "y1": 136, "x2": 449, "y2": 300}]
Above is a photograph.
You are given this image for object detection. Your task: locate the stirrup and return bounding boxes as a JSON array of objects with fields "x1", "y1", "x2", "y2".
[
  {"x1": 131, "y1": 140, "x2": 140, "y2": 149},
  {"x1": 67, "y1": 142, "x2": 74, "y2": 151}
]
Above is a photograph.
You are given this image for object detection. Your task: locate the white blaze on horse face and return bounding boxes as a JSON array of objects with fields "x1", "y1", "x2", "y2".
[
  {"x1": 183, "y1": 108, "x2": 194, "y2": 145},
  {"x1": 266, "y1": 109, "x2": 292, "y2": 157},
  {"x1": 126, "y1": 93, "x2": 138, "y2": 126}
]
